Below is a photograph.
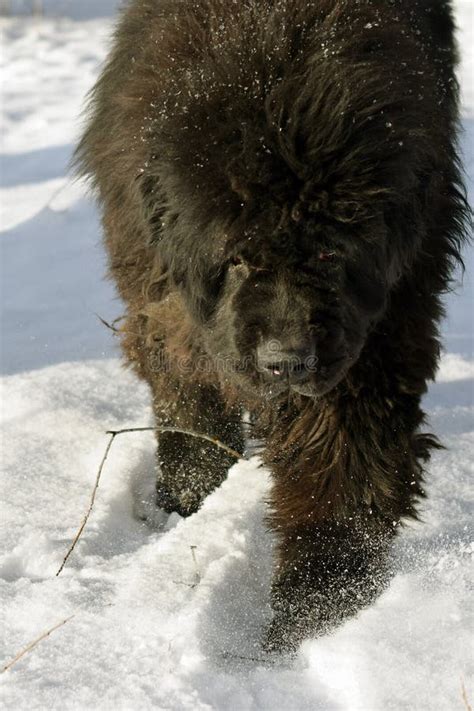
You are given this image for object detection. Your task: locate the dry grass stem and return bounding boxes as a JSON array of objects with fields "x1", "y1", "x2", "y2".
[
  {"x1": 95, "y1": 313, "x2": 125, "y2": 334},
  {"x1": 172, "y1": 579, "x2": 198, "y2": 588},
  {"x1": 56, "y1": 426, "x2": 245, "y2": 576},
  {"x1": 1, "y1": 616, "x2": 74, "y2": 674},
  {"x1": 190, "y1": 545, "x2": 201, "y2": 586},
  {"x1": 107, "y1": 426, "x2": 244, "y2": 461},
  {"x1": 172, "y1": 546, "x2": 202, "y2": 589},
  {"x1": 55, "y1": 432, "x2": 116, "y2": 576},
  {"x1": 461, "y1": 677, "x2": 472, "y2": 711},
  {"x1": 221, "y1": 650, "x2": 269, "y2": 664}
]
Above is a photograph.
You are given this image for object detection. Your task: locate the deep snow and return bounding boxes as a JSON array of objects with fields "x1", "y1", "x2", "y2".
[{"x1": 1, "y1": 2, "x2": 473, "y2": 710}]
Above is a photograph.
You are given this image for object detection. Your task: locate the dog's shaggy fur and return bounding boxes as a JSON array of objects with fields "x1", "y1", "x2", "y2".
[{"x1": 76, "y1": 0, "x2": 470, "y2": 650}]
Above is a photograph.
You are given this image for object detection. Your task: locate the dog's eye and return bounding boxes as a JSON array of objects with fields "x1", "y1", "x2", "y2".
[{"x1": 318, "y1": 250, "x2": 337, "y2": 262}]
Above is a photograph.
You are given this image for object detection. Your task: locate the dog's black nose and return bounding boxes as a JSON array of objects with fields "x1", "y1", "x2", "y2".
[{"x1": 257, "y1": 341, "x2": 317, "y2": 385}]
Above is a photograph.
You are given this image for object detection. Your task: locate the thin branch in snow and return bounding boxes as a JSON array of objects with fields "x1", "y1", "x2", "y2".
[
  {"x1": 190, "y1": 545, "x2": 201, "y2": 586},
  {"x1": 461, "y1": 677, "x2": 472, "y2": 711},
  {"x1": 44, "y1": 180, "x2": 68, "y2": 211},
  {"x1": 172, "y1": 547, "x2": 201, "y2": 589},
  {"x1": 1, "y1": 616, "x2": 74, "y2": 674},
  {"x1": 106, "y1": 427, "x2": 245, "y2": 461},
  {"x1": 172, "y1": 579, "x2": 198, "y2": 589},
  {"x1": 56, "y1": 426, "x2": 246, "y2": 576},
  {"x1": 220, "y1": 650, "x2": 269, "y2": 665},
  {"x1": 55, "y1": 431, "x2": 116, "y2": 576}
]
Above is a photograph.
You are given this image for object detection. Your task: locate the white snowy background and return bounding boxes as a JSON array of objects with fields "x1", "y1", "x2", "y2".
[{"x1": 0, "y1": 1, "x2": 473, "y2": 709}]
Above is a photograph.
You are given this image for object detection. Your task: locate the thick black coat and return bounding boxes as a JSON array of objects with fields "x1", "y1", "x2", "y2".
[{"x1": 76, "y1": 0, "x2": 470, "y2": 651}]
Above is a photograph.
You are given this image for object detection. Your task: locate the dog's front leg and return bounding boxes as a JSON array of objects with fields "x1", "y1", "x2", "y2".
[
  {"x1": 261, "y1": 387, "x2": 432, "y2": 652},
  {"x1": 263, "y1": 517, "x2": 395, "y2": 653}
]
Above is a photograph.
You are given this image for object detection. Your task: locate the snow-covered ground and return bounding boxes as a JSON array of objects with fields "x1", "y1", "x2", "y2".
[{"x1": 0, "y1": 2, "x2": 472, "y2": 710}]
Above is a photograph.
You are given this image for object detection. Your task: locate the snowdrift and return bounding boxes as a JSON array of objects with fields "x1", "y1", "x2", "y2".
[{"x1": 1, "y1": 2, "x2": 473, "y2": 709}]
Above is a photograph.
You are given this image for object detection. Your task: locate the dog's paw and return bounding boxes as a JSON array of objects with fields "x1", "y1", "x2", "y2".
[
  {"x1": 262, "y1": 574, "x2": 332, "y2": 653},
  {"x1": 262, "y1": 612, "x2": 301, "y2": 655}
]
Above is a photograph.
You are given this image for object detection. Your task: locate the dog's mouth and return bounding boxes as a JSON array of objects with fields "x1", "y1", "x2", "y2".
[{"x1": 260, "y1": 355, "x2": 351, "y2": 400}]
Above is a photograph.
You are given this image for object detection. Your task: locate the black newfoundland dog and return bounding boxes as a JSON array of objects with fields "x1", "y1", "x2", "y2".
[{"x1": 77, "y1": 0, "x2": 469, "y2": 651}]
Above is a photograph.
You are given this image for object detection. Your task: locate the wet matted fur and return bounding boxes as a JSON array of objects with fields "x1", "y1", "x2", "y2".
[{"x1": 76, "y1": 0, "x2": 470, "y2": 651}]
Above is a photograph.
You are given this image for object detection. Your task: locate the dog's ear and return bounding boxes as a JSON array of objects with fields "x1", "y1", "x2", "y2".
[
  {"x1": 185, "y1": 263, "x2": 228, "y2": 323},
  {"x1": 158, "y1": 237, "x2": 227, "y2": 323}
]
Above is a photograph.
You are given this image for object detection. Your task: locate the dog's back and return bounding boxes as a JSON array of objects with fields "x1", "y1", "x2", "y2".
[{"x1": 76, "y1": 0, "x2": 460, "y2": 305}]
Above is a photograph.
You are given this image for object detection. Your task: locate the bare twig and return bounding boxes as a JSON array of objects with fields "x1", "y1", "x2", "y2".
[
  {"x1": 95, "y1": 314, "x2": 125, "y2": 334},
  {"x1": 190, "y1": 545, "x2": 201, "y2": 586},
  {"x1": 1, "y1": 616, "x2": 74, "y2": 674},
  {"x1": 44, "y1": 180, "x2": 68, "y2": 211},
  {"x1": 220, "y1": 650, "x2": 269, "y2": 664},
  {"x1": 172, "y1": 579, "x2": 198, "y2": 588},
  {"x1": 172, "y1": 546, "x2": 201, "y2": 589},
  {"x1": 462, "y1": 677, "x2": 472, "y2": 711},
  {"x1": 55, "y1": 432, "x2": 116, "y2": 576},
  {"x1": 56, "y1": 426, "x2": 245, "y2": 576},
  {"x1": 106, "y1": 427, "x2": 244, "y2": 461}
]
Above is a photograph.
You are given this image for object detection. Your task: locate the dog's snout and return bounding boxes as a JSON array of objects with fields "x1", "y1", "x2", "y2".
[{"x1": 257, "y1": 341, "x2": 317, "y2": 385}]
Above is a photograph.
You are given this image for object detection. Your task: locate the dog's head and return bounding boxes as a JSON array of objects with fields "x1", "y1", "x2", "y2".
[
  {"x1": 206, "y1": 208, "x2": 391, "y2": 399},
  {"x1": 159, "y1": 190, "x2": 398, "y2": 399},
  {"x1": 156, "y1": 151, "x2": 417, "y2": 399},
  {"x1": 146, "y1": 2, "x2": 454, "y2": 399}
]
